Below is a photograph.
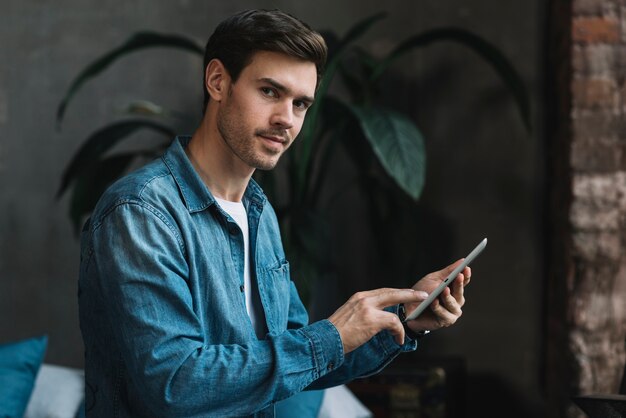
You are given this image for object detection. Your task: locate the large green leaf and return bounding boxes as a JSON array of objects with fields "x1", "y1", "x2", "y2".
[
  {"x1": 57, "y1": 119, "x2": 173, "y2": 198},
  {"x1": 371, "y1": 28, "x2": 531, "y2": 130},
  {"x1": 295, "y1": 12, "x2": 387, "y2": 201},
  {"x1": 349, "y1": 106, "x2": 426, "y2": 200},
  {"x1": 57, "y1": 32, "x2": 203, "y2": 126}
]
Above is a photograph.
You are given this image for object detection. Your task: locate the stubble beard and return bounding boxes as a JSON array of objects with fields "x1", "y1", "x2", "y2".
[{"x1": 217, "y1": 107, "x2": 290, "y2": 171}]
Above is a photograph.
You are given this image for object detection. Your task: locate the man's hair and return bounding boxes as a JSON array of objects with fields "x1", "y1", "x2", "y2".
[{"x1": 202, "y1": 9, "x2": 327, "y2": 112}]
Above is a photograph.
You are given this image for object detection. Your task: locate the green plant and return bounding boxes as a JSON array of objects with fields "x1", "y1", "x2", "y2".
[{"x1": 57, "y1": 13, "x2": 529, "y2": 301}]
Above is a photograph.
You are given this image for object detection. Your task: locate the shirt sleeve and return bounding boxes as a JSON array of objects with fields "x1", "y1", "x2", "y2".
[
  {"x1": 306, "y1": 305, "x2": 418, "y2": 390},
  {"x1": 283, "y1": 270, "x2": 418, "y2": 390},
  {"x1": 86, "y1": 201, "x2": 344, "y2": 417}
]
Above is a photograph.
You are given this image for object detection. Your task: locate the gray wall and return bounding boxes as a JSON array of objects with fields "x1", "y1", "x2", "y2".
[{"x1": 0, "y1": 0, "x2": 544, "y2": 415}]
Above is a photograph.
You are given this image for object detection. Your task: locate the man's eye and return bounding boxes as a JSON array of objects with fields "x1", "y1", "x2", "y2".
[
  {"x1": 294, "y1": 101, "x2": 309, "y2": 110},
  {"x1": 261, "y1": 87, "x2": 276, "y2": 97}
]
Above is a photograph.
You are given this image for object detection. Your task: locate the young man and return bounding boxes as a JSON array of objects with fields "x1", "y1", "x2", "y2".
[{"x1": 78, "y1": 9, "x2": 471, "y2": 417}]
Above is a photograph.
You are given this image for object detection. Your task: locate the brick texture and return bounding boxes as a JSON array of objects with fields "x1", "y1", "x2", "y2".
[
  {"x1": 572, "y1": 112, "x2": 626, "y2": 139},
  {"x1": 573, "y1": 17, "x2": 621, "y2": 43},
  {"x1": 573, "y1": 0, "x2": 620, "y2": 15},
  {"x1": 570, "y1": 136, "x2": 624, "y2": 172},
  {"x1": 571, "y1": 77, "x2": 620, "y2": 109},
  {"x1": 572, "y1": 44, "x2": 617, "y2": 76},
  {"x1": 562, "y1": 2, "x2": 626, "y2": 417}
]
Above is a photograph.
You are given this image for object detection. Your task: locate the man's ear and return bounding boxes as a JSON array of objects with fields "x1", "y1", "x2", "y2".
[{"x1": 205, "y1": 59, "x2": 230, "y2": 102}]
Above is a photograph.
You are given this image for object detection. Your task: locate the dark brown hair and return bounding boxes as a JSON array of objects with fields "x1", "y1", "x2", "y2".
[{"x1": 202, "y1": 9, "x2": 327, "y2": 112}]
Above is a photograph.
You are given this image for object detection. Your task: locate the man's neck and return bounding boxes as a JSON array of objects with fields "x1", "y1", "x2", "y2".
[{"x1": 186, "y1": 114, "x2": 254, "y2": 203}]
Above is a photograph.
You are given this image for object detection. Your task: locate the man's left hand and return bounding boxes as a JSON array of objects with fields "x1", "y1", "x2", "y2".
[{"x1": 404, "y1": 259, "x2": 471, "y2": 333}]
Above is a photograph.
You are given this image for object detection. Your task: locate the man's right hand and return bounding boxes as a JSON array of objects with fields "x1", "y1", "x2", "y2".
[{"x1": 328, "y1": 288, "x2": 429, "y2": 354}]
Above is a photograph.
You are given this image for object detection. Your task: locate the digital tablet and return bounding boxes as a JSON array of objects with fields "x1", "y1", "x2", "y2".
[{"x1": 404, "y1": 238, "x2": 487, "y2": 321}]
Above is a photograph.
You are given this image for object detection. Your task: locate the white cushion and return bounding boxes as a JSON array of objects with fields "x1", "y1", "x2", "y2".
[
  {"x1": 24, "y1": 363, "x2": 84, "y2": 418},
  {"x1": 318, "y1": 385, "x2": 372, "y2": 418}
]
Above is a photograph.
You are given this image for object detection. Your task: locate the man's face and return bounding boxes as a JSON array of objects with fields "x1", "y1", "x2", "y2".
[{"x1": 216, "y1": 51, "x2": 317, "y2": 171}]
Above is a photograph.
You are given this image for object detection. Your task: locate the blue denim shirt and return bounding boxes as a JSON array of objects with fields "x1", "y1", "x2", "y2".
[{"x1": 78, "y1": 136, "x2": 416, "y2": 417}]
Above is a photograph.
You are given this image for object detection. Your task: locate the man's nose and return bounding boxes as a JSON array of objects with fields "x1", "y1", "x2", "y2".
[{"x1": 270, "y1": 101, "x2": 294, "y2": 129}]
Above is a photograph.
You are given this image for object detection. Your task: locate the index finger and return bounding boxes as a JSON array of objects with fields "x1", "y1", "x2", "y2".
[{"x1": 365, "y1": 288, "x2": 429, "y2": 308}]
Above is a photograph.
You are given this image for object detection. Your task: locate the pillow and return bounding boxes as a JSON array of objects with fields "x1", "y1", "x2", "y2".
[
  {"x1": 24, "y1": 364, "x2": 85, "y2": 418},
  {"x1": 275, "y1": 389, "x2": 324, "y2": 418},
  {"x1": 0, "y1": 335, "x2": 48, "y2": 418},
  {"x1": 318, "y1": 385, "x2": 373, "y2": 418}
]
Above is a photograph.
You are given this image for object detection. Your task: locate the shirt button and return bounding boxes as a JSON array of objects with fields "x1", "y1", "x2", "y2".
[{"x1": 327, "y1": 362, "x2": 334, "y2": 371}]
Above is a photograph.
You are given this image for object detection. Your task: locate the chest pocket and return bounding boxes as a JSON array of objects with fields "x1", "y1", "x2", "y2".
[{"x1": 258, "y1": 260, "x2": 291, "y2": 334}]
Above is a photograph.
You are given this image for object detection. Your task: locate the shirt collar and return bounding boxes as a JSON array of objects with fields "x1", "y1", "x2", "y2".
[{"x1": 162, "y1": 136, "x2": 267, "y2": 213}]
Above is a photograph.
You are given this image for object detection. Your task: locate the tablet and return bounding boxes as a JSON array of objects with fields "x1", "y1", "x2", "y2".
[{"x1": 404, "y1": 238, "x2": 487, "y2": 321}]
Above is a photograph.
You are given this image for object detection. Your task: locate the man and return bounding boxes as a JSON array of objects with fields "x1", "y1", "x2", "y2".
[{"x1": 78, "y1": 9, "x2": 471, "y2": 417}]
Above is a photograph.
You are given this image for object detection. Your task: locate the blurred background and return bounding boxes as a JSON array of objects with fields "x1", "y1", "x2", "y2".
[{"x1": 1, "y1": 1, "x2": 624, "y2": 418}]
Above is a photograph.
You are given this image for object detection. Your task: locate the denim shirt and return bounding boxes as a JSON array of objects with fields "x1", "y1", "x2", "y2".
[{"x1": 78, "y1": 136, "x2": 417, "y2": 418}]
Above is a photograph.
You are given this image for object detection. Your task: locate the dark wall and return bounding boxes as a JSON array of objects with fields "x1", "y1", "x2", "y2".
[{"x1": 0, "y1": 0, "x2": 544, "y2": 416}]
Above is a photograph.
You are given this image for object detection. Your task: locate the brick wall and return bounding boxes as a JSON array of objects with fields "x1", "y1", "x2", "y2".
[{"x1": 548, "y1": 0, "x2": 626, "y2": 416}]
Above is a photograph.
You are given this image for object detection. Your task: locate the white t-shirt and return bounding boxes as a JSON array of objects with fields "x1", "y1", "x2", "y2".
[{"x1": 214, "y1": 197, "x2": 266, "y2": 339}]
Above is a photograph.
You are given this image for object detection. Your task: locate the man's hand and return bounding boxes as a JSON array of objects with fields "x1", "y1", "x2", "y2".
[
  {"x1": 328, "y1": 288, "x2": 429, "y2": 354},
  {"x1": 405, "y1": 260, "x2": 472, "y2": 333}
]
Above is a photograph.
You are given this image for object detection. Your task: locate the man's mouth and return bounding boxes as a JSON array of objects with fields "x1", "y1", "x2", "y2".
[
  {"x1": 256, "y1": 131, "x2": 289, "y2": 145},
  {"x1": 260, "y1": 135, "x2": 285, "y2": 143}
]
